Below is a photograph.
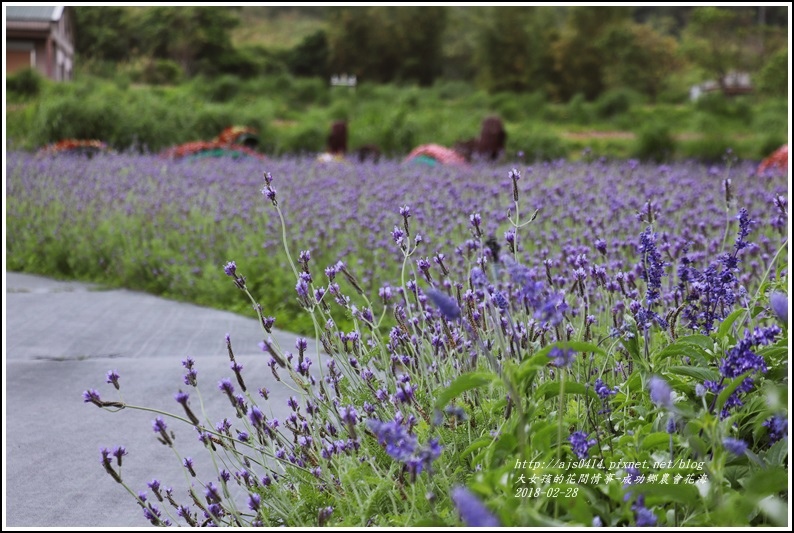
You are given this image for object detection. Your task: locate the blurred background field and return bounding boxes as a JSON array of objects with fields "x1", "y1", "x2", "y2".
[{"x1": 5, "y1": 6, "x2": 789, "y2": 162}]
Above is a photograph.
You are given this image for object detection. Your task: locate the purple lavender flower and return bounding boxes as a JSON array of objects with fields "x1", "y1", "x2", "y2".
[
  {"x1": 569, "y1": 431, "x2": 597, "y2": 459},
  {"x1": 406, "y1": 438, "x2": 443, "y2": 477},
  {"x1": 318, "y1": 506, "x2": 334, "y2": 527},
  {"x1": 183, "y1": 457, "x2": 196, "y2": 477},
  {"x1": 367, "y1": 419, "x2": 417, "y2": 462},
  {"x1": 248, "y1": 406, "x2": 265, "y2": 427},
  {"x1": 763, "y1": 415, "x2": 787, "y2": 444},
  {"x1": 204, "y1": 482, "x2": 221, "y2": 504},
  {"x1": 548, "y1": 347, "x2": 575, "y2": 368},
  {"x1": 633, "y1": 495, "x2": 657, "y2": 527},
  {"x1": 152, "y1": 417, "x2": 173, "y2": 446},
  {"x1": 106, "y1": 370, "x2": 120, "y2": 390},
  {"x1": 262, "y1": 185, "x2": 277, "y2": 204},
  {"x1": 769, "y1": 292, "x2": 788, "y2": 324},
  {"x1": 723, "y1": 437, "x2": 747, "y2": 456},
  {"x1": 248, "y1": 493, "x2": 261, "y2": 511},
  {"x1": 425, "y1": 288, "x2": 461, "y2": 321},
  {"x1": 112, "y1": 445, "x2": 127, "y2": 466},
  {"x1": 223, "y1": 261, "x2": 236, "y2": 277},
  {"x1": 649, "y1": 375, "x2": 673, "y2": 410},
  {"x1": 218, "y1": 378, "x2": 235, "y2": 396},
  {"x1": 340, "y1": 405, "x2": 358, "y2": 427},
  {"x1": 451, "y1": 486, "x2": 501, "y2": 527},
  {"x1": 152, "y1": 417, "x2": 167, "y2": 433},
  {"x1": 83, "y1": 389, "x2": 103, "y2": 407},
  {"x1": 595, "y1": 238, "x2": 607, "y2": 255},
  {"x1": 705, "y1": 325, "x2": 778, "y2": 417},
  {"x1": 594, "y1": 378, "x2": 618, "y2": 399}
]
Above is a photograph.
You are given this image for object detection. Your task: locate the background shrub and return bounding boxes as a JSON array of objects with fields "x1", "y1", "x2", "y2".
[
  {"x1": 633, "y1": 121, "x2": 676, "y2": 162},
  {"x1": 6, "y1": 67, "x2": 44, "y2": 98},
  {"x1": 594, "y1": 87, "x2": 645, "y2": 119},
  {"x1": 507, "y1": 123, "x2": 568, "y2": 162}
]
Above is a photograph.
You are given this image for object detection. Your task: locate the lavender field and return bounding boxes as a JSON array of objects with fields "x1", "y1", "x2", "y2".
[{"x1": 7, "y1": 151, "x2": 790, "y2": 526}]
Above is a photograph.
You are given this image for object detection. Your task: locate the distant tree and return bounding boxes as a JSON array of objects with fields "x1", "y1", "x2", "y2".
[
  {"x1": 551, "y1": 6, "x2": 632, "y2": 101},
  {"x1": 327, "y1": 7, "x2": 446, "y2": 85},
  {"x1": 287, "y1": 30, "x2": 329, "y2": 78},
  {"x1": 390, "y1": 7, "x2": 447, "y2": 85},
  {"x1": 439, "y1": 7, "x2": 488, "y2": 81},
  {"x1": 326, "y1": 7, "x2": 383, "y2": 81},
  {"x1": 757, "y1": 48, "x2": 788, "y2": 98},
  {"x1": 681, "y1": 7, "x2": 762, "y2": 90},
  {"x1": 598, "y1": 22, "x2": 681, "y2": 102},
  {"x1": 73, "y1": 7, "x2": 136, "y2": 62},
  {"x1": 133, "y1": 7, "x2": 241, "y2": 77},
  {"x1": 473, "y1": 7, "x2": 546, "y2": 93}
]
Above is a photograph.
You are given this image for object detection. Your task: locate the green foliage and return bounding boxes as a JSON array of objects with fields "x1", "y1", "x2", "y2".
[
  {"x1": 73, "y1": 6, "x2": 136, "y2": 62},
  {"x1": 327, "y1": 7, "x2": 447, "y2": 86},
  {"x1": 473, "y1": 7, "x2": 551, "y2": 94},
  {"x1": 202, "y1": 74, "x2": 243, "y2": 103},
  {"x1": 132, "y1": 7, "x2": 242, "y2": 77},
  {"x1": 551, "y1": 7, "x2": 632, "y2": 101},
  {"x1": 6, "y1": 68, "x2": 44, "y2": 98},
  {"x1": 564, "y1": 93, "x2": 594, "y2": 123},
  {"x1": 681, "y1": 7, "x2": 761, "y2": 86},
  {"x1": 594, "y1": 88, "x2": 645, "y2": 119},
  {"x1": 757, "y1": 48, "x2": 788, "y2": 98},
  {"x1": 287, "y1": 30, "x2": 330, "y2": 78},
  {"x1": 31, "y1": 90, "x2": 122, "y2": 145},
  {"x1": 489, "y1": 91, "x2": 547, "y2": 122},
  {"x1": 597, "y1": 22, "x2": 680, "y2": 102},
  {"x1": 679, "y1": 135, "x2": 734, "y2": 164},
  {"x1": 507, "y1": 123, "x2": 568, "y2": 162},
  {"x1": 433, "y1": 79, "x2": 476, "y2": 101},
  {"x1": 694, "y1": 93, "x2": 753, "y2": 123},
  {"x1": 633, "y1": 121, "x2": 676, "y2": 163},
  {"x1": 9, "y1": 70, "x2": 788, "y2": 162},
  {"x1": 138, "y1": 59, "x2": 184, "y2": 85}
]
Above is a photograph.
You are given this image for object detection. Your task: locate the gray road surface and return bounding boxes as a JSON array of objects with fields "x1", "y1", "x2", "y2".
[{"x1": 4, "y1": 271, "x2": 325, "y2": 527}]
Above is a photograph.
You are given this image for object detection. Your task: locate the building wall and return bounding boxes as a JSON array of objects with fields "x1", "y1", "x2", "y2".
[
  {"x1": 6, "y1": 8, "x2": 74, "y2": 81},
  {"x1": 6, "y1": 41, "x2": 35, "y2": 75}
]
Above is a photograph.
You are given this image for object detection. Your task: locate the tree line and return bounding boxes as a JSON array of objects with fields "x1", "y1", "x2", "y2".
[{"x1": 73, "y1": 6, "x2": 788, "y2": 101}]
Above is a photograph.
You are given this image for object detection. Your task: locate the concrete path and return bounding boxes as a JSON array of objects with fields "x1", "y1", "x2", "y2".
[{"x1": 4, "y1": 272, "x2": 326, "y2": 527}]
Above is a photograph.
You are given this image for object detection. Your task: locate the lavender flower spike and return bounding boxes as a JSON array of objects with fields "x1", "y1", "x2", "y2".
[
  {"x1": 648, "y1": 375, "x2": 673, "y2": 410},
  {"x1": 425, "y1": 288, "x2": 461, "y2": 321},
  {"x1": 723, "y1": 437, "x2": 747, "y2": 456},
  {"x1": 451, "y1": 486, "x2": 501, "y2": 527},
  {"x1": 769, "y1": 292, "x2": 788, "y2": 324}
]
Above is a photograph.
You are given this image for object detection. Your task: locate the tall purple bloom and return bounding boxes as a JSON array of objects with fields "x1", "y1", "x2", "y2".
[
  {"x1": 83, "y1": 389, "x2": 103, "y2": 407},
  {"x1": 649, "y1": 375, "x2": 673, "y2": 410},
  {"x1": 451, "y1": 486, "x2": 501, "y2": 527},
  {"x1": 723, "y1": 437, "x2": 747, "y2": 456},
  {"x1": 763, "y1": 415, "x2": 787, "y2": 444},
  {"x1": 569, "y1": 431, "x2": 597, "y2": 459},
  {"x1": 632, "y1": 495, "x2": 657, "y2": 527},
  {"x1": 636, "y1": 226, "x2": 668, "y2": 330},
  {"x1": 106, "y1": 370, "x2": 120, "y2": 390},
  {"x1": 367, "y1": 419, "x2": 417, "y2": 461},
  {"x1": 769, "y1": 292, "x2": 788, "y2": 324},
  {"x1": 425, "y1": 288, "x2": 461, "y2": 321},
  {"x1": 548, "y1": 346, "x2": 575, "y2": 368},
  {"x1": 704, "y1": 325, "x2": 778, "y2": 417},
  {"x1": 248, "y1": 493, "x2": 261, "y2": 511},
  {"x1": 679, "y1": 208, "x2": 753, "y2": 334}
]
